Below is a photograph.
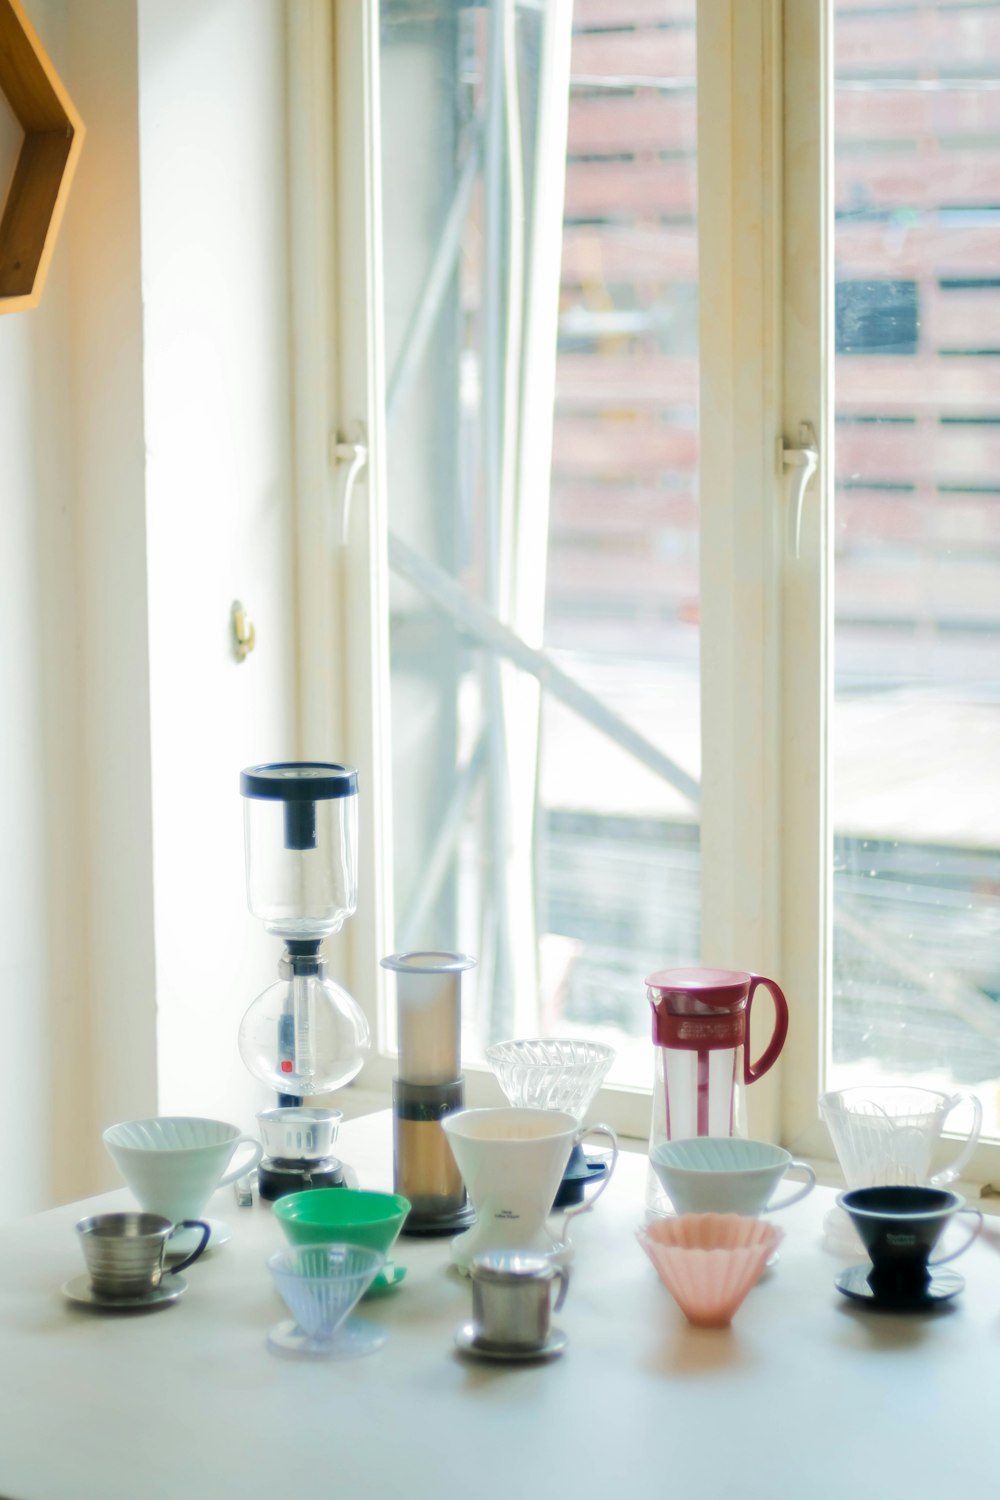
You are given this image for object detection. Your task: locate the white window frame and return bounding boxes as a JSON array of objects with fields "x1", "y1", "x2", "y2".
[{"x1": 288, "y1": 0, "x2": 1000, "y2": 1180}]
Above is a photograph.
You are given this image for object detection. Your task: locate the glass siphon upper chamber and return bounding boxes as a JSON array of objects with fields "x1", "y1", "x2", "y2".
[{"x1": 241, "y1": 763, "x2": 358, "y2": 940}]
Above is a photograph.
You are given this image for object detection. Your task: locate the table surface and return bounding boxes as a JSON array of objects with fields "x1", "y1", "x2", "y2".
[{"x1": 2, "y1": 1111, "x2": 999, "y2": 1500}]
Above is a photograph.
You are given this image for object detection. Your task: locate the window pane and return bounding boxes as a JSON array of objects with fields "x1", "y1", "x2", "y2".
[
  {"x1": 378, "y1": 0, "x2": 700, "y2": 1085},
  {"x1": 830, "y1": 1, "x2": 1000, "y2": 1135}
]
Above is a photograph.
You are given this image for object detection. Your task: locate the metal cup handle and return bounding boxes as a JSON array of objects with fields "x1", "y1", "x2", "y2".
[
  {"x1": 166, "y1": 1219, "x2": 212, "y2": 1275},
  {"x1": 552, "y1": 1262, "x2": 571, "y2": 1313}
]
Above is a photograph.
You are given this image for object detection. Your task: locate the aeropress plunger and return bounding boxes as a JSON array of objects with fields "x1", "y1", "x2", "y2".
[
  {"x1": 239, "y1": 763, "x2": 371, "y2": 1200},
  {"x1": 381, "y1": 951, "x2": 477, "y2": 1235}
]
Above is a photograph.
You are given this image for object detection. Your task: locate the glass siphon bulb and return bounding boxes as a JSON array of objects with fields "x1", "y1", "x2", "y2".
[{"x1": 238, "y1": 974, "x2": 370, "y2": 1096}]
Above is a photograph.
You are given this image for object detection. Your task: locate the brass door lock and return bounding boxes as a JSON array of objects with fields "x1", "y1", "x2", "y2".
[{"x1": 231, "y1": 600, "x2": 256, "y2": 662}]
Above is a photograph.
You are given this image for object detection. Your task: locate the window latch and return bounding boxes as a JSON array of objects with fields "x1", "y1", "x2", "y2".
[
  {"x1": 781, "y1": 422, "x2": 818, "y2": 560},
  {"x1": 331, "y1": 427, "x2": 369, "y2": 545}
]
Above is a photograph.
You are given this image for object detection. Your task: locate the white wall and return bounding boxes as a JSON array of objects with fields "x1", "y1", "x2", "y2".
[
  {"x1": 0, "y1": 274, "x2": 62, "y2": 1216},
  {"x1": 0, "y1": 0, "x2": 103, "y2": 1213},
  {"x1": 0, "y1": 0, "x2": 300, "y2": 1216},
  {"x1": 63, "y1": 0, "x2": 159, "y2": 1192},
  {"x1": 136, "y1": 0, "x2": 299, "y2": 1131}
]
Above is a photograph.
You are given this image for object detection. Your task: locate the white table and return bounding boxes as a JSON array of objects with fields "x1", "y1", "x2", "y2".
[{"x1": 1, "y1": 1111, "x2": 998, "y2": 1500}]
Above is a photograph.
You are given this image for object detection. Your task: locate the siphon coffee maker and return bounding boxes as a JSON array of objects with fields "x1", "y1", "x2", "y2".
[
  {"x1": 646, "y1": 967, "x2": 788, "y2": 1212},
  {"x1": 239, "y1": 763, "x2": 371, "y2": 1200},
  {"x1": 380, "y1": 951, "x2": 476, "y2": 1235}
]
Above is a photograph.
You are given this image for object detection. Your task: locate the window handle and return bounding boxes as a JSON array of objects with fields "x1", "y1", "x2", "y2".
[
  {"x1": 331, "y1": 427, "x2": 369, "y2": 545},
  {"x1": 782, "y1": 422, "x2": 818, "y2": 559}
]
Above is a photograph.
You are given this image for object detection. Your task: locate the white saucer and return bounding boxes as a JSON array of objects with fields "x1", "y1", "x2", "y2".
[
  {"x1": 835, "y1": 1262, "x2": 964, "y2": 1309},
  {"x1": 62, "y1": 1272, "x2": 187, "y2": 1310},
  {"x1": 165, "y1": 1219, "x2": 231, "y2": 1259},
  {"x1": 454, "y1": 1323, "x2": 567, "y2": 1363}
]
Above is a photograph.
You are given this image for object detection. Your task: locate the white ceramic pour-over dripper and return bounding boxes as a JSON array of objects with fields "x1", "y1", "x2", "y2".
[
  {"x1": 485, "y1": 1039, "x2": 614, "y2": 1121},
  {"x1": 819, "y1": 1086, "x2": 983, "y2": 1254},
  {"x1": 104, "y1": 1117, "x2": 264, "y2": 1225},
  {"x1": 442, "y1": 1107, "x2": 618, "y2": 1274}
]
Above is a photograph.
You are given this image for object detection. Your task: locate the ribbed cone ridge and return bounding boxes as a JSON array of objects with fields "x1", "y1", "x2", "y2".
[
  {"x1": 485, "y1": 1039, "x2": 615, "y2": 1119},
  {"x1": 637, "y1": 1214, "x2": 782, "y2": 1327},
  {"x1": 820, "y1": 1089, "x2": 949, "y2": 1187},
  {"x1": 655, "y1": 1137, "x2": 780, "y2": 1172},
  {"x1": 824, "y1": 1114, "x2": 930, "y2": 1186},
  {"x1": 642, "y1": 1212, "x2": 782, "y2": 1253},
  {"x1": 106, "y1": 1117, "x2": 235, "y2": 1151}
]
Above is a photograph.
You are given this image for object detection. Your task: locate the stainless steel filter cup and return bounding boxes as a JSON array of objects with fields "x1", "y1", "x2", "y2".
[
  {"x1": 257, "y1": 1107, "x2": 342, "y2": 1162},
  {"x1": 76, "y1": 1212, "x2": 211, "y2": 1298},
  {"x1": 470, "y1": 1250, "x2": 570, "y2": 1351}
]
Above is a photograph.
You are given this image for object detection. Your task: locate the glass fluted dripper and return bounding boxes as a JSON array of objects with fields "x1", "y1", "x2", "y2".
[{"x1": 485, "y1": 1039, "x2": 615, "y2": 1123}]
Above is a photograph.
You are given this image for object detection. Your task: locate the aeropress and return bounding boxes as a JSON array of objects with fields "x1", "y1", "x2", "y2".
[{"x1": 381, "y1": 952, "x2": 476, "y2": 1235}]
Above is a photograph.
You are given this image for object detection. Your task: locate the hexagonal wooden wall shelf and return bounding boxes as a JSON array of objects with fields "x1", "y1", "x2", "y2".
[{"x1": 0, "y1": 0, "x2": 84, "y2": 314}]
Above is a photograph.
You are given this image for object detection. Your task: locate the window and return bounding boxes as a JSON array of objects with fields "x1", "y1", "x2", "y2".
[
  {"x1": 828, "y1": 1, "x2": 1000, "y2": 1159},
  {"x1": 376, "y1": 0, "x2": 700, "y2": 1097},
  {"x1": 308, "y1": 0, "x2": 1000, "y2": 1174},
  {"x1": 834, "y1": 281, "x2": 919, "y2": 356}
]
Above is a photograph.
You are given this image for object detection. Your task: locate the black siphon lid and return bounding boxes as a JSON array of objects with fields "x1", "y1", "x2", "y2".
[{"x1": 240, "y1": 763, "x2": 358, "y2": 801}]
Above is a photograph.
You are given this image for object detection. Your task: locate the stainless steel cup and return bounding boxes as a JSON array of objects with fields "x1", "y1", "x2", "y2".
[
  {"x1": 76, "y1": 1212, "x2": 211, "y2": 1298},
  {"x1": 470, "y1": 1250, "x2": 569, "y2": 1351},
  {"x1": 256, "y1": 1107, "x2": 342, "y2": 1162}
]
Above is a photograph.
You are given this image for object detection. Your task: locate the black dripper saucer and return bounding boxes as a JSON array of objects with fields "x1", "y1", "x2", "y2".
[
  {"x1": 552, "y1": 1141, "x2": 610, "y2": 1209},
  {"x1": 835, "y1": 1262, "x2": 964, "y2": 1310}
]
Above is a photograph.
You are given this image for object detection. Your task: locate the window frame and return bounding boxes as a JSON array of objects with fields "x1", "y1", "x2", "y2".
[{"x1": 291, "y1": 0, "x2": 1000, "y2": 1181}]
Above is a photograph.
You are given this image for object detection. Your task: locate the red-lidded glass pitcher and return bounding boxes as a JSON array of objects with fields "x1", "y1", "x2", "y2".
[{"x1": 647, "y1": 967, "x2": 789, "y2": 1186}]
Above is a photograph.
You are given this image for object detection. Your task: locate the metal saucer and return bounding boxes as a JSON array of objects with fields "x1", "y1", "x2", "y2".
[
  {"x1": 454, "y1": 1322, "x2": 567, "y2": 1363},
  {"x1": 835, "y1": 1262, "x2": 964, "y2": 1310},
  {"x1": 62, "y1": 1272, "x2": 187, "y2": 1311}
]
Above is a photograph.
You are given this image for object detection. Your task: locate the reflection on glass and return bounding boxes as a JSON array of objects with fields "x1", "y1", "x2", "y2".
[
  {"x1": 830, "y1": 2, "x2": 1000, "y2": 1138},
  {"x1": 379, "y1": 1, "x2": 700, "y2": 1083}
]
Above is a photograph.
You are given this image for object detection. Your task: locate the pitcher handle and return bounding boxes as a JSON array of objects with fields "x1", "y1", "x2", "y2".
[
  {"x1": 558, "y1": 1124, "x2": 619, "y2": 1242},
  {"x1": 217, "y1": 1135, "x2": 264, "y2": 1188},
  {"x1": 930, "y1": 1206, "x2": 982, "y2": 1265},
  {"x1": 929, "y1": 1093, "x2": 983, "y2": 1187},
  {"x1": 743, "y1": 974, "x2": 789, "y2": 1084},
  {"x1": 552, "y1": 1263, "x2": 571, "y2": 1313}
]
